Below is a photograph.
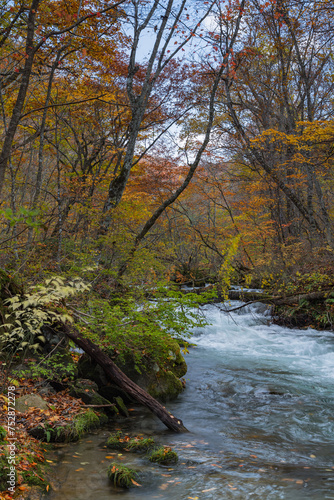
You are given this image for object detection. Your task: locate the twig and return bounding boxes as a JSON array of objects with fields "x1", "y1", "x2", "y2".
[
  {"x1": 36, "y1": 337, "x2": 66, "y2": 366},
  {"x1": 80, "y1": 404, "x2": 116, "y2": 408}
]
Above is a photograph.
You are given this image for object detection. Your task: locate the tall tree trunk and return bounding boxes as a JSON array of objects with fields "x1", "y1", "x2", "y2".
[{"x1": 0, "y1": 0, "x2": 41, "y2": 196}]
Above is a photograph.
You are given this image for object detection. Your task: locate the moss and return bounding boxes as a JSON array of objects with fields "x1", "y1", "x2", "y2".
[
  {"x1": 0, "y1": 455, "x2": 11, "y2": 491},
  {"x1": 21, "y1": 462, "x2": 46, "y2": 487},
  {"x1": 114, "y1": 396, "x2": 129, "y2": 416},
  {"x1": 127, "y1": 437, "x2": 155, "y2": 452},
  {"x1": 149, "y1": 446, "x2": 178, "y2": 465},
  {"x1": 107, "y1": 432, "x2": 155, "y2": 452},
  {"x1": 0, "y1": 425, "x2": 6, "y2": 443},
  {"x1": 107, "y1": 462, "x2": 139, "y2": 488},
  {"x1": 70, "y1": 409, "x2": 100, "y2": 439},
  {"x1": 148, "y1": 370, "x2": 183, "y2": 401},
  {"x1": 29, "y1": 409, "x2": 106, "y2": 442}
]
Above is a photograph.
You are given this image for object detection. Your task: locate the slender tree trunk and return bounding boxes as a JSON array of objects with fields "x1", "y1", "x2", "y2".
[{"x1": 0, "y1": 0, "x2": 41, "y2": 196}]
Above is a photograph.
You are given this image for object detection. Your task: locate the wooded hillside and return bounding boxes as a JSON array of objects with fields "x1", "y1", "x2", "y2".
[{"x1": 0, "y1": 0, "x2": 333, "y2": 294}]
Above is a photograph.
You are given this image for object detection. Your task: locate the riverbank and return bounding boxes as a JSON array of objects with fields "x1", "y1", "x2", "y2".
[
  {"x1": 41, "y1": 300, "x2": 334, "y2": 499},
  {"x1": 1, "y1": 266, "x2": 333, "y2": 498}
]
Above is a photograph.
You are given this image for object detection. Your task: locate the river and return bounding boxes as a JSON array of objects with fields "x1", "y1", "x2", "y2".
[{"x1": 47, "y1": 299, "x2": 334, "y2": 499}]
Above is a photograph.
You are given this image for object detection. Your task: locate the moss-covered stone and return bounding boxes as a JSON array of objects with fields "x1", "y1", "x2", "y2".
[
  {"x1": 148, "y1": 446, "x2": 178, "y2": 465},
  {"x1": 78, "y1": 342, "x2": 187, "y2": 402},
  {"x1": 106, "y1": 432, "x2": 155, "y2": 452},
  {"x1": 147, "y1": 370, "x2": 184, "y2": 401}
]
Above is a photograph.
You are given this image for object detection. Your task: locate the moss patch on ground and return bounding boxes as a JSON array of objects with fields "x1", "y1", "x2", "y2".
[
  {"x1": 29, "y1": 408, "x2": 107, "y2": 442},
  {"x1": 0, "y1": 424, "x2": 49, "y2": 498}
]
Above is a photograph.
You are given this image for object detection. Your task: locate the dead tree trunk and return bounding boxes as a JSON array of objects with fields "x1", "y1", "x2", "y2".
[
  {"x1": 63, "y1": 323, "x2": 188, "y2": 433},
  {"x1": 227, "y1": 289, "x2": 333, "y2": 306}
]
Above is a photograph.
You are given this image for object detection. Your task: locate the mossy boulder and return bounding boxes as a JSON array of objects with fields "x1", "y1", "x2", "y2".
[
  {"x1": 113, "y1": 342, "x2": 186, "y2": 401},
  {"x1": 146, "y1": 369, "x2": 184, "y2": 401},
  {"x1": 148, "y1": 446, "x2": 178, "y2": 465},
  {"x1": 78, "y1": 339, "x2": 187, "y2": 402}
]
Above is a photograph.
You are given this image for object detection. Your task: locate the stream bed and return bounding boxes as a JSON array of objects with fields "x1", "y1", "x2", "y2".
[{"x1": 46, "y1": 300, "x2": 334, "y2": 499}]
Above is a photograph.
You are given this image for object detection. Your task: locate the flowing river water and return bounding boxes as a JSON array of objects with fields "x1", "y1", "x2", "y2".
[{"x1": 46, "y1": 300, "x2": 334, "y2": 499}]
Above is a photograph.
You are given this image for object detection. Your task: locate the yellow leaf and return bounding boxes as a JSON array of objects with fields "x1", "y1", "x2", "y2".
[{"x1": 310, "y1": 454, "x2": 316, "y2": 458}]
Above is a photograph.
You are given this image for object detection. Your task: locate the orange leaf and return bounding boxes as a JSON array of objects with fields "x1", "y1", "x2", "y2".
[{"x1": 130, "y1": 479, "x2": 142, "y2": 486}]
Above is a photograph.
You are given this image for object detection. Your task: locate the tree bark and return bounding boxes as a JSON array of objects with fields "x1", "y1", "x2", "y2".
[{"x1": 62, "y1": 323, "x2": 188, "y2": 432}]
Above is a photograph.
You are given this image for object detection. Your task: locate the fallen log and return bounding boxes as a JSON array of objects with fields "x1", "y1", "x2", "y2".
[
  {"x1": 224, "y1": 289, "x2": 334, "y2": 312},
  {"x1": 272, "y1": 290, "x2": 334, "y2": 306},
  {"x1": 227, "y1": 290, "x2": 273, "y2": 302},
  {"x1": 62, "y1": 323, "x2": 188, "y2": 433}
]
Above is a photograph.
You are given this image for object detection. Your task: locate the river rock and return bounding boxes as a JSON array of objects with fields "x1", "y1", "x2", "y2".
[{"x1": 16, "y1": 394, "x2": 48, "y2": 413}]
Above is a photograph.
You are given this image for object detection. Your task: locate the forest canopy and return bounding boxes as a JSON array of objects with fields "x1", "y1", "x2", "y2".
[{"x1": 0, "y1": 0, "x2": 333, "y2": 288}]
